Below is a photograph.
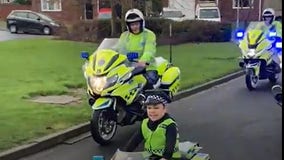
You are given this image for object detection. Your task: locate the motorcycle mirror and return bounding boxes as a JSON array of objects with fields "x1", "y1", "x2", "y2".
[{"x1": 81, "y1": 51, "x2": 89, "y2": 60}]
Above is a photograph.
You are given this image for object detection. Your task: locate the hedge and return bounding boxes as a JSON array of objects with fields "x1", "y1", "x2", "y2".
[{"x1": 58, "y1": 18, "x2": 232, "y2": 44}]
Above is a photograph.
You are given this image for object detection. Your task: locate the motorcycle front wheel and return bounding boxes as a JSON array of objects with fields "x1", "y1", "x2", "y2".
[
  {"x1": 90, "y1": 109, "x2": 117, "y2": 145},
  {"x1": 245, "y1": 69, "x2": 258, "y2": 91}
]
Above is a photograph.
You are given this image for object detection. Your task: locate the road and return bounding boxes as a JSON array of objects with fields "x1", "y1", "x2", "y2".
[
  {"x1": 20, "y1": 76, "x2": 282, "y2": 160},
  {"x1": 0, "y1": 30, "x2": 50, "y2": 42}
]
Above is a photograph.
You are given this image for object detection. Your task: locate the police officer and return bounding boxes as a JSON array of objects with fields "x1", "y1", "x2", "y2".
[{"x1": 114, "y1": 8, "x2": 159, "y2": 89}]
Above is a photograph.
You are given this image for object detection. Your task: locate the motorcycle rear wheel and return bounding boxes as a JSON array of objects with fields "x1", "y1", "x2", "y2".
[{"x1": 90, "y1": 109, "x2": 117, "y2": 145}]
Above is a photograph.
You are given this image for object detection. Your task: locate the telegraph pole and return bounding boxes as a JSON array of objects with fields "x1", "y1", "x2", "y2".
[{"x1": 236, "y1": 0, "x2": 240, "y2": 28}]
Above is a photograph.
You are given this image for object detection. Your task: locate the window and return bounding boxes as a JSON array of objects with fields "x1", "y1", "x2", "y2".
[
  {"x1": 41, "y1": 0, "x2": 62, "y2": 11},
  {"x1": 0, "y1": 0, "x2": 14, "y2": 3},
  {"x1": 99, "y1": 0, "x2": 110, "y2": 9},
  {"x1": 28, "y1": 13, "x2": 40, "y2": 20},
  {"x1": 14, "y1": 12, "x2": 28, "y2": 18},
  {"x1": 199, "y1": 9, "x2": 220, "y2": 18},
  {"x1": 233, "y1": 0, "x2": 254, "y2": 9}
]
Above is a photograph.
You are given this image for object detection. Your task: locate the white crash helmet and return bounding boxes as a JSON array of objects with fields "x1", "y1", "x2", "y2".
[
  {"x1": 125, "y1": 8, "x2": 145, "y2": 33},
  {"x1": 262, "y1": 8, "x2": 275, "y2": 23}
]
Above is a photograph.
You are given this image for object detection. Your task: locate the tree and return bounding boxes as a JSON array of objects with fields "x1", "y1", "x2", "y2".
[
  {"x1": 150, "y1": 0, "x2": 163, "y2": 15},
  {"x1": 111, "y1": 0, "x2": 163, "y2": 35},
  {"x1": 110, "y1": 0, "x2": 118, "y2": 36}
]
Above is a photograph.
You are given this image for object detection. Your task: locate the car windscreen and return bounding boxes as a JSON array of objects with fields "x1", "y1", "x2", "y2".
[
  {"x1": 37, "y1": 13, "x2": 53, "y2": 21},
  {"x1": 199, "y1": 9, "x2": 219, "y2": 18}
]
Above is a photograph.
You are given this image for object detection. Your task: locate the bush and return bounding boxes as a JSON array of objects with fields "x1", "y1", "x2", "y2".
[
  {"x1": 59, "y1": 19, "x2": 232, "y2": 44},
  {"x1": 156, "y1": 20, "x2": 232, "y2": 44}
]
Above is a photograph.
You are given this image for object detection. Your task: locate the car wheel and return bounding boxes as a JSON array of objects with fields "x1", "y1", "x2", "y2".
[
  {"x1": 42, "y1": 26, "x2": 51, "y2": 35},
  {"x1": 9, "y1": 25, "x2": 17, "y2": 34}
]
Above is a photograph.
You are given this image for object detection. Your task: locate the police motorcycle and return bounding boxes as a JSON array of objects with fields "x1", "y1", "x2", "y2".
[
  {"x1": 81, "y1": 38, "x2": 181, "y2": 145},
  {"x1": 93, "y1": 141, "x2": 210, "y2": 160},
  {"x1": 235, "y1": 22, "x2": 282, "y2": 91},
  {"x1": 271, "y1": 84, "x2": 282, "y2": 107}
]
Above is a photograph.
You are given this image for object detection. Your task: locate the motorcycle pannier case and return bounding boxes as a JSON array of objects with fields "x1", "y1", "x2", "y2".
[{"x1": 160, "y1": 66, "x2": 181, "y2": 95}]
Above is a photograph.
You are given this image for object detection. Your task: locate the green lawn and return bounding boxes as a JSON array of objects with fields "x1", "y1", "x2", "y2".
[
  {"x1": 157, "y1": 43, "x2": 240, "y2": 89},
  {"x1": 0, "y1": 39, "x2": 240, "y2": 152}
]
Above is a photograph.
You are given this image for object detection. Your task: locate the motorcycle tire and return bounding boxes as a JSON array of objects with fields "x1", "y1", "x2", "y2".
[
  {"x1": 245, "y1": 69, "x2": 258, "y2": 91},
  {"x1": 90, "y1": 109, "x2": 117, "y2": 145}
]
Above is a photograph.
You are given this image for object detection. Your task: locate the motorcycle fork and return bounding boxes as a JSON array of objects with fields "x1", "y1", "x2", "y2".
[{"x1": 246, "y1": 62, "x2": 261, "y2": 76}]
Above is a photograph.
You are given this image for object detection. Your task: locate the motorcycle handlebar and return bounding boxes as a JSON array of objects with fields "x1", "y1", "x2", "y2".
[{"x1": 132, "y1": 60, "x2": 150, "y2": 66}]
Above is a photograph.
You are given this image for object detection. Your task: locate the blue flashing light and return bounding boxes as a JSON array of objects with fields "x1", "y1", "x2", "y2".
[
  {"x1": 271, "y1": 37, "x2": 282, "y2": 52},
  {"x1": 237, "y1": 32, "x2": 244, "y2": 38},
  {"x1": 275, "y1": 41, "x2": 282, "y2": 49},
  {"x1": 234, "y1": 29, "x2": 245, "y2": 40},
  {"x1": 81, "y1": 51, "x2": 90, "y2": 59},
  {"x1": 269, "y1": 31, "x2": 277, "y2": 37}
]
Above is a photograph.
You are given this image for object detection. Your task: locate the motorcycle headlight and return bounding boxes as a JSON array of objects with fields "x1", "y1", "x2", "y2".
[
  {"x1": 88, "y1": 76, "x2": 107, "y2": 94},
  {"x1": 105, "y1": 75, "x2": 118, "y2": 88},
  {"x1": 247, "y1": 49, "x2": 256, "y2": 57}
]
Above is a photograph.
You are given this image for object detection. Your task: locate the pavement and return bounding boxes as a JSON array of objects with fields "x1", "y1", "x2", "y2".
[
  {"x1": 0, "y1": 71, "x2": 244, "y2": 160},
  {"x1": 1, "y1": 71, "x2": 282, "y2": 160}
]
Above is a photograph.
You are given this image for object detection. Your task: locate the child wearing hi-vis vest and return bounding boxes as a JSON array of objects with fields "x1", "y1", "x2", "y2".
[{"x1": 123, "y1": 91, "x2": 183, "y2": 160}]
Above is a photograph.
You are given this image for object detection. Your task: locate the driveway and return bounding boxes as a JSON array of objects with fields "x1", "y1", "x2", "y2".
[{"x1": 0, "y1": 30, "x2": 51, "y2": 42}]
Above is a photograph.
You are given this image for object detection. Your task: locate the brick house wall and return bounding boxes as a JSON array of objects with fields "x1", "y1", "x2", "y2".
[
  {"x1": 162, "y1": 0, "x2": 169, "y2": 7},
  {"x1": 219, "y1": 0, "x2": 262, "y2": 23},
  {"x1": 31, "y1": 0, "x2": 98, "y2": 24},
  {"x1": 0, "y1": 4, "x2": 31, "y2": 20}
]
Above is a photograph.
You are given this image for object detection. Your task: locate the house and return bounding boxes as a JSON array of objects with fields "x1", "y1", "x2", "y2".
[
  {"x1": 0, "y1": 0, "x2": 14, "y2": 3},
  {"x1": 31, "y1": 0, "x2": 104, "y2": 24},
  {"x1": 0, "y1": 1, "x2": 31, "y2": 20},
  {"x1": 219, "y1": 0, "x2": 262, "y2": 23},
  {"x1": 162, "y1": 0, "x2": 264, "y2": 23},
  {"x1": 3, "y1": 0, "x2": 279, "y2": 24}
]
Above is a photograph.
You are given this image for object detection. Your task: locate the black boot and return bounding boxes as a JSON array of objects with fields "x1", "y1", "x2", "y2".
[{"x1": 239, "y1": 59, "x2": 245, "y2": 68}]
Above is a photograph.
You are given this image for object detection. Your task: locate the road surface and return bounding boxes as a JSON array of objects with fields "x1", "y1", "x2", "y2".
[{"x1": 20, "y1": 76, "x2": 282, "y2": 160}]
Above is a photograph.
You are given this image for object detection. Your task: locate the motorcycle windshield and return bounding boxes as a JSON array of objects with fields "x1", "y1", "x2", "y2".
[
  {"x1": 95, "y1": 38, "x2": 119, "y2": 52},
  {"x1": 111, "y1": 150, "x2": 151, "y2": 160},
  {"x1": 246, "y1": 22, "x2": 264, "y2": 31},
  {"x1": 238, "y1": 24, "x2": 272, "y2": 54},
  {"x1": 246, "y1": 21, "x2": 274, "y2": 34}
]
